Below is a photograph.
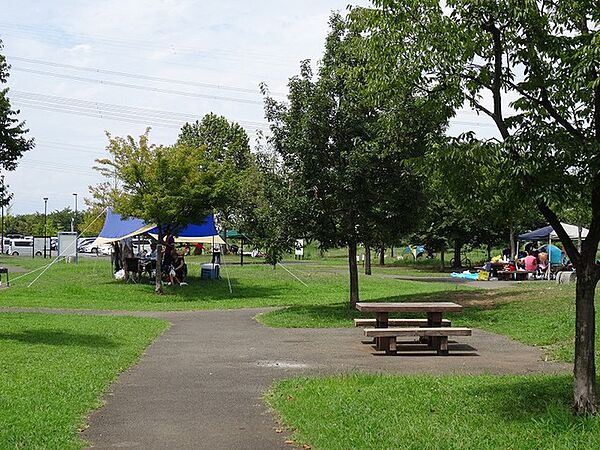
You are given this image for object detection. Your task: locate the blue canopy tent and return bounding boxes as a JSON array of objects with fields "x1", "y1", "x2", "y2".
[
  {"x1": 92, "y1": 208, "x2": 225, "y2": 246},
  {"x1": 517, "y1": 222, "x2": 588, "y2": 279},
  {"x1": 517, "y1": 226, "x2": 555, "y2": 242}
]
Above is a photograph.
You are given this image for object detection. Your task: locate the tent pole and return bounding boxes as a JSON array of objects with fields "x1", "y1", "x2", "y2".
[{"x1": 547, "y1": 234, "x2": 551, "y2": 280}]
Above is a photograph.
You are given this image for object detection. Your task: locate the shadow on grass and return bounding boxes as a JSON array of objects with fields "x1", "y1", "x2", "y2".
[
  {"x1": 97, "y1": 276, "x2": 288, "y2": 303},
  {"x1": 471, "y1": 376, "x2": 579, "y2": 425},
  {"x1": 260, "y1": 288, "x2": 533, "y2": 328},
  {"x1": 0, "y1": 329, "x2": 119, "y2": 348}
]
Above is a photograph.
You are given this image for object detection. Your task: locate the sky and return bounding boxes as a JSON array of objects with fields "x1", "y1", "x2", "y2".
[{"x1": 1, "y1": 0, "x2": 497, "y2": 215}]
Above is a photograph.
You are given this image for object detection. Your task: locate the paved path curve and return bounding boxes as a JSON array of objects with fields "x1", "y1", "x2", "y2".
[{"x1": 0, "y1": 307, "x2": 571, "y2": 449}]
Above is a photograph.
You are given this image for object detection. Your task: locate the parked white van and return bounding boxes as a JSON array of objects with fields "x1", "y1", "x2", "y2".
[{"x1": 7, "y1": 239, "x2": 38, "y2": 257}]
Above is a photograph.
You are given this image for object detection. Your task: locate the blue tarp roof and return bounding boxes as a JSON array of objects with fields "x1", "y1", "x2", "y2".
[
  {"x1": 99, "y1": 208, "x2": 147, "y2": 240},
  {"x1": 150, "y1": 215, "x2": 218, "y2": 238},
  {"x1": 97, "y1": 208, "x2": 219, "y2": 242},
  {"x1": 517, "y1": 226, "x2": 555, "y2": 241}
]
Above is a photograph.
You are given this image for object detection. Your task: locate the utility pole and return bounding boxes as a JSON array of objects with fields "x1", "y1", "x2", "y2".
[{"x1": 43, "y1": 197, "x2": 48, "y2": 258}]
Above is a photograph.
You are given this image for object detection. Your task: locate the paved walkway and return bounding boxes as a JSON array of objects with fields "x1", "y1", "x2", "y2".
[{"x1": 1, "y1": 307, "x2": 571, "y2": 449}]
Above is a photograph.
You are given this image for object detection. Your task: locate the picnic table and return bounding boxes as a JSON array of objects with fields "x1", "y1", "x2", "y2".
[
  {"x1": 497, "y1": 269, "x2": 535, "y2": 281},
  {"x1": 355, "y1": 302, "x2": 468, "y2": 355}
]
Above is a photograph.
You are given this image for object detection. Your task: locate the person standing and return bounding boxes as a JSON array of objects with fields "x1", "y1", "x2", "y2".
[{"x1": 211, "y1": 243, "x2": 221, "y2": 265}]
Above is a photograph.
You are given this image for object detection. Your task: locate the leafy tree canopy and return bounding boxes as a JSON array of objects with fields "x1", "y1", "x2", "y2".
[
  {"x1": 0, "y1": 40, "x2": 34, "y2": 205},
  {"x1": 177, "y1": 113, "x2": 252, "y2": 170}
]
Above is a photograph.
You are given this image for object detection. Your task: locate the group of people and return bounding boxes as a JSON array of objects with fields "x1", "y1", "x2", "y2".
[
  {"x1": 518, "y1": 249, "x2": 549, "y2": 275},
  {"x1": 498, "y1": 243, "x2": 561, "y2": 277},
  {"x1": 139, "y1": 236, "x2": 188, "y2": 286}
]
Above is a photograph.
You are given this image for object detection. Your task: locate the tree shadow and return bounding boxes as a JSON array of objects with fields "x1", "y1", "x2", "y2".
[
  {"x1": 469, "y1": 376, "x2": 580, "y2": 427},
  {"x1": 262, "y1": 288, "x2": 530, "y2": 326},
  {"x1": 96, "y1": 275, "x2": 290, "y2": 304},
  {"x1": 0, "y1": 329, "x2": 120, "y2": 348}
]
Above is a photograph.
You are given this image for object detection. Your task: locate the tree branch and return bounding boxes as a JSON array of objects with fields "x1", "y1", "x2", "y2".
[
  {"x1": 502, "y1": 77, "x2": 587, "y2": 142},
  {"x1": 481, "y1": 19, "x2": 510, "y2": 141},
  {"x1": 537, "y1": 201, "x2": 581, "y2": 266}
]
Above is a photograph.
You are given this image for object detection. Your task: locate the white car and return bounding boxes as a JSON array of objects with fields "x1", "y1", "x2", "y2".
[
  {"x1": 98, "y1": 243, "x2": 114, "y2": 255},
  {"x1": 77, "y1": 238, "x2": 97, "y2": 252}
]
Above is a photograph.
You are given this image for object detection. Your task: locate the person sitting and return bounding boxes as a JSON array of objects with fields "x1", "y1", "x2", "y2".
[
  {"x1": 169, "y1": 249, "x2": 188, "y2": 286},
  {"x1": 148, "y1": 242, "x2": 157, "y2": 259},
  {"x1": 538, "y1": 251, "x2": 549, "y2": 276},
  {"x1": 523, "y1": 251, "x2": 538, "y2": 272},
  {"x1": 139, "y1": 243, "x2": 158, "y2": 279}
]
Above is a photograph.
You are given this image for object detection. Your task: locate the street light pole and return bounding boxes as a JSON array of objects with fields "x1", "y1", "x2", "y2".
[
  {"x1": 43, "y1": 197, "x2": 48, "y2": 258},
  {"x1": 73, "y1": 193, "x2": 78, "y2": 261},
  {"x1": 73, "y1": 193, "x2": 78, "y2": 232}
]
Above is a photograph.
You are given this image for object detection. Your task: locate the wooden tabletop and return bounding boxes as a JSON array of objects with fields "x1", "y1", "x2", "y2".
[{"x1": 355, "y1": 302, "x2": 463, "y2": 313}]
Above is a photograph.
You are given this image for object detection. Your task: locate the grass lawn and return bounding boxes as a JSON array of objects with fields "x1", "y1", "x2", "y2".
[
  {"x1": 0, "y1": 312, "x2": 167, "y2": 449},
  {"x1": 268, "y1": 374, "x2": 600, "y2": 450},
  {"x1": 0, "y1": 255, "x2": 467, "y2": 312}
]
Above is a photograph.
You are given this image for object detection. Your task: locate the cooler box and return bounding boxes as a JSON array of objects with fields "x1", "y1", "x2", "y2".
[{"x1": 200, "y1": 263, "x2": 220, "y2": 280}]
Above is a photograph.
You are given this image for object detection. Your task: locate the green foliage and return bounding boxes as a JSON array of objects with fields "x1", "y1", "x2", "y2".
[
  {"x1": 268, "y1": 374, "x2": 600, "y2": 450},
  {"x1": 0, "y1": 40, "x2": 35, "y2": 205},
  {"x1": 232, "y1": 140, "x2": 306, "y2": 266},
  {"x1": 0, "y1": 312, "x2": 167, "y2": 449},
  {"x1": 355, "y1": 0, "x2": 600, "y2": 263},
  {"x1": 96, "y1": 130, "x2": 232, "y2": 235},
  {"x1": 263, "y1": 14, "x2": 451, "y2": 272},
  {"x1": 4, "y1": 208, "x2": 79, "y2": 236},
  {"x1": 177, "y1": 113, "x2": 252, "y2": 170}
]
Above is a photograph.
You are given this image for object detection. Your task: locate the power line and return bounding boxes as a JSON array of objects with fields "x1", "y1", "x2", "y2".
[
  {"x1": 11, "y1": 67, "x2": 266, "y2": 105},
  {"x1": 10, "y1": 90, "x2": 268, "y2": 127},
  {"x1": 7, "y1": 55, "x2": 285, "y2": 97},
  {"x1": 1, "y1": 32, "x2": 291, "y2": 86}
]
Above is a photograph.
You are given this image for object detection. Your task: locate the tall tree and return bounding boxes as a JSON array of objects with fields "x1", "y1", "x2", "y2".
[
  {"x1": 177, "y1": 113, "x2": 252, "y2": 170},
  {"x1": 357, "y1": 0, "x2": 600, "y2": 414},
  {"x1": 264, "y1": 14, "x2": 450, "y2": 307},
  {"x1": 95, "y1": 130, "x2": 232, "y2": 293},
  {"x1": 0, "y1": 40, "x2": 34, "y2": 204},
  {"x1": 177, "y1": 113, "x2": 253, "y2": 235},
  {"x1": 235, "y1": 143, "x2": 303, "y2": 267}
]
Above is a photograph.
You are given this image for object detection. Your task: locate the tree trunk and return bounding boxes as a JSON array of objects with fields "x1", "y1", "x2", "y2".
[
  {"x1": 573, "y1": 265, "x2": 600, "y2": 415},
  {"x1": 240, "y1": 240, "x2": 244, "y2": 266},
  {"x1": 365, "y1": 245, "x2": 372, "y2": 275},
  {"x1": 348, "y1": 241, "x2": 359, "y2": 308},
  {"x1": 509, "y1": 225, "x2": 516, "y2": 259},
  {"x1": 391, "y1": 245, "x2": 394, "y2": 258},
  {"x1": 487, "y1": 242, "x2": 492, "y2": 261},
  {"x1": 440, "y1": 248, "x2": 445, "y2": 270},
  {"x1": 155, "y1": 232, "x2": 163, "y2": 294},
  {"x1": 453, "y1": 240, "x2": 462, "y2": 268},
  {"x1": 378, "y1": 245, "x2": 385, "y2": 266}
]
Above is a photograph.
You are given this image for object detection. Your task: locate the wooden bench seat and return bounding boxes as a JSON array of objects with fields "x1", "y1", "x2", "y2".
[
  {"x1": 497, "y1": 270, "x2": 535, "y2": 281},
  {"x1": 363, "y1": 327, "x2": 472, "y2": 355},
  {"x1": 354, "y1": 318, "x2": 451, "y2": 327}
]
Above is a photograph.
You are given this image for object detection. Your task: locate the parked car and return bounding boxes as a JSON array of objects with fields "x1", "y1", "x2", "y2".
[
  {"x1": 98, "y1": 243, "x2": 114, "y2": 256},
  {"x1": 7, "y1": 238, "x2": 39, "y2": 257},
  {"x1": 2, "y1": 238, "x2": 11, "y2": 253},
  {"x1": 77, "y1": 237, "x2": 97, "y2": 253}
]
